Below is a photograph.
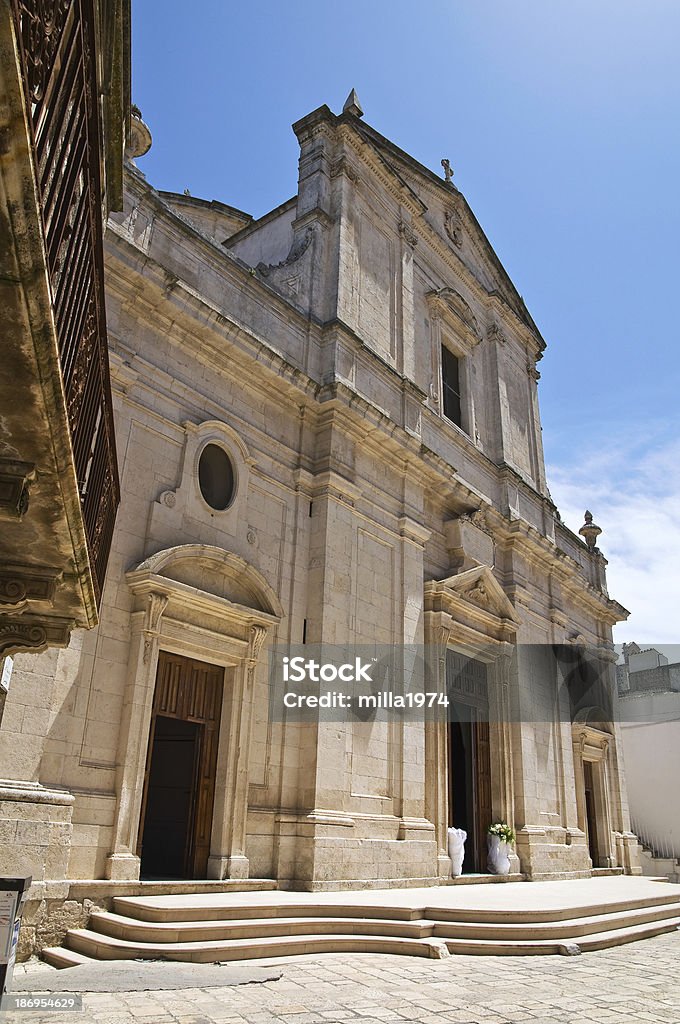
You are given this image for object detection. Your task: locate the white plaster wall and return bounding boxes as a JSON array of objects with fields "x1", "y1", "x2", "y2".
[{"x1": 620, "y1": 692, "x2": 680, "y2": 859}]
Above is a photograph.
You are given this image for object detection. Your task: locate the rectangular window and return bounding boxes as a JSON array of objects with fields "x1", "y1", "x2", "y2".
[{"x1": 441, "y1": 345, "x2": 462, "y2": 427}]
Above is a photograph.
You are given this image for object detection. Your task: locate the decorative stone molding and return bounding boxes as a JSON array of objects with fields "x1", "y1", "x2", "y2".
[
  {"x1": 488, "y1": 321, "x2": 507, "y2": 346},
  {"x1": 398, "y1": 221, "x2": 418, "y2": 248},
  {"x1": 141, "y1": 592, "x2": 169, "y2": 664},
  {"x1": 527, "y1": 358, "x2": 541, "y2": 381},
  {"x1": 444, "y1": 511, "x2": 495, "y2": 572},
  {"x1": 0, "y1": 614, "x2": 74, "y2": 657},
  {"x1": 257, "y1": 227, "x2": 314, "y2": 277},
  {"x1": 0, "y1": 460, "x2": 36, "y2": 520},
  {"x1": 150, "y1": 420, "x2": 254, "y2": 535},
  {"x1": 330, "y1": 156, "x2": 360, "y2": 183},
  {"x1": 444, "y1": 208, "x2": 463, "y2": 248},
  {"x1": 0, "y1": 565, "x2": 62, "y2": 614},
  {"x1": 571, "y1": 719, "x2": 616, "y2": 868},
  {"x1": 398, "y1": 516, "x2": 432, "y2": 547},
  {"x1": 425, "y1": 565, "x2": 521, "y2": 640},
  {"x1": 426, "y1": 288, "x2": 481, "y2": 351},
  {"x1": 129, "y1": 544, "x2": 285, "y2": 620},
  {"x1": 127, "y1": 106, "x2": 152, "y2": 159},
  {"x1": 107, "y1": 544, "x2": 283, "y2": 883}
]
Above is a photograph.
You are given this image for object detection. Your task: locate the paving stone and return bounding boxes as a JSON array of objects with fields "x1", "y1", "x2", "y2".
[{"x1": 5, "y1": 932, "x2": 680, "y2": 1024}]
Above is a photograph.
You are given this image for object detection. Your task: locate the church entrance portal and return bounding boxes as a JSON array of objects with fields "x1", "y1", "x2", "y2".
[
  {"x1": 138, "y1": 652, "x2": 223, "y2": 879},
  {"x1": 447, "y1": 653, "x2": 492, "y2": 873}
]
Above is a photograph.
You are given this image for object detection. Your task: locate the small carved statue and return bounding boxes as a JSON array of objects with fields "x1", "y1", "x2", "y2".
[{"x1": 441, "y1": 158, "x2": 454, "y2": 184}]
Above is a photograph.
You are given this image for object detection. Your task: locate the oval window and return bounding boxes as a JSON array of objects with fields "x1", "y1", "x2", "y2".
[{"x1": 198, "y1": 444, "x2": 235, "y2": 510}]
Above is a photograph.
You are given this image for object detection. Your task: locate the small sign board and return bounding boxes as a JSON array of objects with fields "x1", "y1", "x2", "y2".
[
  {"x1": 0, "y1": 657, "x2": 13, "y2": 691},
  {"x1": 0, "y1": 890, "x2": 18, "y2": 962}
]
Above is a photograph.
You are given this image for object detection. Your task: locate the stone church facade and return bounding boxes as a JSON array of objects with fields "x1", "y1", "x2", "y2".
[{"x1": 0, "y1": 97, "x2": 640, "y2": 913}]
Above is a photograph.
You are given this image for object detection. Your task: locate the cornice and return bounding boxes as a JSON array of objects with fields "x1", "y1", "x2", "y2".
[
  {"x1": 112, "y1": 174, "x2": 320, "y2": 333},
  {"x1": 338, "y1": 124, "x2": 427, "y2": 219}
]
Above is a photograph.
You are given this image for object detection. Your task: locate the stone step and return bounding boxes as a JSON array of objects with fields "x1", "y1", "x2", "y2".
[
  {"x1": 442, "y1": 917, "x2": 680, "y2": 956},
  {"x1": 424, "y1": 890, "x2": 680, "y2": 924},
  {"x1": 445, "y1": 873, "x2": 526, "y2": 885},
  {"x1": 112, "y1": 896, "x2": 423, "y2": 924},
  {"x1": 112, "y1": 889, "x2": 680, "y2": 925},
  {"x1": 65, "y1": 928, "x2": 446, "y2": 962},
  {"x1": 86, "y1": 901, "x2": 680, "y2": 945},
  {"x1": 62, "y1": 914, "x2": 680, "y2": 962},
  {"x1": 574, "y1": 917, "x2": 680, "y2": 953},
  {"x1": 43, "y1": 879, "x2": 680, "y2": 965},
  {"x1": 41, "y1": 946, "x2": 97, "y2": 969},
  {"x1": 88, "y1": 911, "x2": 432, "y2": 942}
]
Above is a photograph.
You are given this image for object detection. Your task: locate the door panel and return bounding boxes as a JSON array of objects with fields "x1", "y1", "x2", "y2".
[
  {"x1": 474, "y1": 718, "x2": 492, "y2": 870},
  {"x1": 140, "y1": 716, "x2": 200, "y2": 877}
]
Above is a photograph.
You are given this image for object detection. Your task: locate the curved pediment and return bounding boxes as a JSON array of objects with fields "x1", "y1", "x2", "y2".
[
  {"x1": 573, "y1": 706, "x2": 612, "y2": 731},
  {"x1": 130, "y1": 544, "x2": 284, "y2": 618},
  {"x1": 426, "y1": 287, "x2": 481, "y2": 347}
]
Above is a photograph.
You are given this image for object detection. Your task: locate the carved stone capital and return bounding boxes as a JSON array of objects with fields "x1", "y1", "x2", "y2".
[
  {"x1": 488, "y1": 322, "x2": 507, "y2": 346},
  {"x1": 330, "y1": 156, "x2": 360, "y2": 184},
  {"x1": 527, "y1": 359, "x2": 541, "y2": 381},
  {"x1": 399, "y1": 221, "x2": 418, "y2": 248}
]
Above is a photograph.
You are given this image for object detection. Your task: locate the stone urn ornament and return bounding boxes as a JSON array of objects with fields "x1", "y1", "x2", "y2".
[
  {"x1": 447, "y1": 827, "x2": 467, "y2": 877},
  {"x1": 487, "y1": 822, "x2": 516, "y2": 875}
]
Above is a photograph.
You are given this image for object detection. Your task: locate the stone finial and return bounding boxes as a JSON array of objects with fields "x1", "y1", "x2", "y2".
[
  {"x1": 343, "y1": 89, "x2": 364, "y2": 118},
  {"x1": 441, "y1": 158, "x2": 454, "y2": 184},
  {"x1": 579, "y1": 510, "x2": 602, "y2": 551},
  {"x1": 126, "y1": 105, "x2": 152, "y2": 159}
]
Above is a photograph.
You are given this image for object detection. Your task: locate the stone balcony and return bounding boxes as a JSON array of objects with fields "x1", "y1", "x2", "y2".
[{"x1": 0, "y1": 0, "x2": 126, "y2": 656}]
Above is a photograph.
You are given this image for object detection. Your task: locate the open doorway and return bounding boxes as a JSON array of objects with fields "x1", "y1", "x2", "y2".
[
  {"x1": 138, "y1": 652, "x2": 223, "y2": 879},
  {"x1": 446, "y1": 652, "x2": 492, "y2": 873},
  {"x1": 140, "y1": 716, "x2": 200, "y2": 877},
  {"x1": 583, "y1": 760, "x2": 599, "y2": 865},
  {"x1": 448, "y1": 711, "x2": 492, "y2": 872}
]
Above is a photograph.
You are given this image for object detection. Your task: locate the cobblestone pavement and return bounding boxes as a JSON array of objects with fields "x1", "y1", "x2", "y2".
[{"x1": 4, "y1": 930, "x2": 680, "y2": 1024}]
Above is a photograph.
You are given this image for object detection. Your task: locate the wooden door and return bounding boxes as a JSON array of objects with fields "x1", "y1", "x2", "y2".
[
  {"x1": 447, "y1": 653, "x2": 492, "y2": 872},
  {"x1": 474, "y1": 718, "x2": 492, "y2": 870},
  {"x1": 583, "y1": 760, "x2": 598, "y2": 865},
  {"x1": 138, "y1": 652, "x2": 224, "y2": 878}
]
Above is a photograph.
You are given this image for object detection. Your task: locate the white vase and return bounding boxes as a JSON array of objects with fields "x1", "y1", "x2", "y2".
[
  {"x1": 487, "y1": 834, "x2": 511, "y2": 874},
  {"x1": 447, "y1": 827, "x2": 467, "y2": 877}
]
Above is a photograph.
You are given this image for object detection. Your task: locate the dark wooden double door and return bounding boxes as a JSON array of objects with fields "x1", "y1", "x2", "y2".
[
  {"x1": 447, "y1": 653, "x2": 492, "y2": 873},
  {"x1": 138, "y1": 652, "x2": 224, "y2": 879}
]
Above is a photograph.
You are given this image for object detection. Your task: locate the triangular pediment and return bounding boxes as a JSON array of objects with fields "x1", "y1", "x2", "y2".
[
  {"x1": 426, "y1": 565, "x2": 521, "y2": 625},
  {"x1": 345, "y1": 118, "x2": 544, "y2": 344}
]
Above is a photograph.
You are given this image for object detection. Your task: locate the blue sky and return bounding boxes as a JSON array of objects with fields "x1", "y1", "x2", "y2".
[{"x1": 132, "y1": 1, "x2": 680, "y2": 641}]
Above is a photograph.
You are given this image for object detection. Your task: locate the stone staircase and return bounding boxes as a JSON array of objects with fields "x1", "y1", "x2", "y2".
[{"x1": 42, "y1": 878, "x2": 680, "y2": 965}]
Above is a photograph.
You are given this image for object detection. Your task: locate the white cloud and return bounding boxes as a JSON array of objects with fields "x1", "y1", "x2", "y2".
[{"x1": 546, "y1": 424, "x2": 680, "y2": 644}]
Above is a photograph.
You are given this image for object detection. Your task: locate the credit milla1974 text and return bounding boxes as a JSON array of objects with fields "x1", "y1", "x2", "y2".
[{"x1": 283, "y1": 691, "x2": 450, "y2": 709}]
